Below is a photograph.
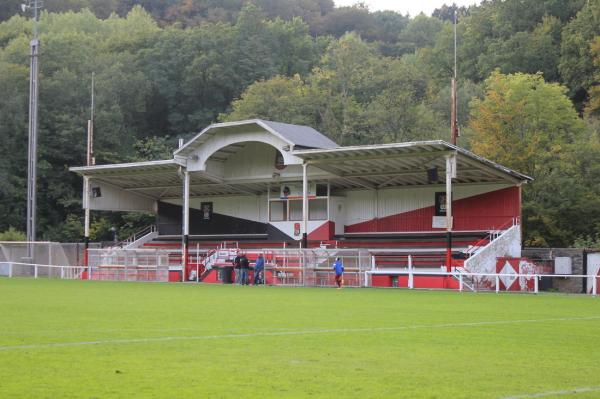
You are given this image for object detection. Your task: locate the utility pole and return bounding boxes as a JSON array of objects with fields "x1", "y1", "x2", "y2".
[
  {"x1": 446, "y1": 9, "x2": 459, "y2": 281},
  {"x1": 25, "y1": 0, "x2": 42, "y2": 256},
  {"x1": 83, "y1": 72, "x2": 95, "y2": 268},
  {"x1": 450, "y1": 9, "x2": 459, "y2": 145}
]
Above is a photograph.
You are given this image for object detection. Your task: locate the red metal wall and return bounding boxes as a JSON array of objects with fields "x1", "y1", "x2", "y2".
[{"x1": 346, "y1": 186, "x2": 519, "y2": 233}]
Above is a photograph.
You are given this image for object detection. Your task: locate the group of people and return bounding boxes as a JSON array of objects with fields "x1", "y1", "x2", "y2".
[
  {"x1": 232, "y1": 251, "x2": 264, "y2": 285},
  {"x1": 232, "y1": 251, "x2": 345, "y2": 289}
]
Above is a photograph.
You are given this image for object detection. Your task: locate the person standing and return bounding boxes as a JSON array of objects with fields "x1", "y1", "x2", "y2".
[
  {"x1": 233, "y1": 250, "x2": 242, "y2": 285},
  {"x1": 254, "y1": 253, "x2": 265, "y2": 285},
  {"x1": 239, "y1": 252, "x2": 250, "y2": 285},
  {"x1": 332, "y1": 257, "x2": 344, "y2": 289}
]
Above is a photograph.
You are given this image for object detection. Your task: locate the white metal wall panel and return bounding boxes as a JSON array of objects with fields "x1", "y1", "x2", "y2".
[
  {"x1": 87, "y1": 181, "x2": 155, "y2": 212},
  {"x1": 223, "y1": 142, "x2": 278, "y2": 179},
  {"x1": 344, "y1": 190, "x2": 376, "y2": 227},
  {"x1": 344, "y1": 183, "x2": 512, "y2": 226},
  {"x1": 186, "y1": 129, "x2": 302, "y2": 172},
  {"x1": 329, "y1": 197, "x2": 346, "y2": 235}
]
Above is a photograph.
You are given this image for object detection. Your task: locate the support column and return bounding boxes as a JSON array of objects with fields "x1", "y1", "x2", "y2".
[
  {"x1": 302, "y1": 163, "x2": 308, "y2": 248},
  {"x1": 83, "y1": 176, "x2": 90, "y2": 269},
  {"x1": 445, "y1": 154, "x2": 456, "y2": 273},
  {"x1": 182, "y1": 170, "x2": 190, "y2": 282}
]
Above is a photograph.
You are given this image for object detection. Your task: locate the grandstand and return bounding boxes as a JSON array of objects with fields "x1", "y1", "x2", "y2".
[{"x1": 70, "y1": 119, "x2": 536, "y2": 290}]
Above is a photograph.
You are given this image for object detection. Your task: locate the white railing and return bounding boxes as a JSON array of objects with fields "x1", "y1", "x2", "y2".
[
  {"x1": 463, "y1": 217, "x2": 520, "y2": 258},
  {"x1": 87, "y1": 248, "x2": 172, "y2": 282},
  {"x1": 366, "y1": 268, "x2": 598, "y2": 295},
  {"x1": 116, "y1": 225, "x2": 157, "y2": 248},
  {"x1": 0, "y1": 262, "x2": 86, "y2": 280},
  {"x1": 463, "y1": 224, "x2": 521, "y2": 279}
]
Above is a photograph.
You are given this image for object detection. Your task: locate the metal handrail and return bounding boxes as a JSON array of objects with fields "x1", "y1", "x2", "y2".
[{"x1": 114, "y1": 225, "x2": 156, "y2": 248}]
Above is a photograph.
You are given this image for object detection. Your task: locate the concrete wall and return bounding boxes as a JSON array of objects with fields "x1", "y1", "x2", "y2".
[
  {"x1": 522, "y1": 248, "x2": 585, "y2": 294},
  {"x1": 465, "y1": 224, "x2": 522, "y2": 281}
]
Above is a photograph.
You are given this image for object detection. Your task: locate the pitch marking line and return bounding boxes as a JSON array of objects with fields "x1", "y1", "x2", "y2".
[
  {"x1": 0, "y1": 316, "x2": 598, "y2": 352},
  {"x1": 502, "y1": 386, "x2": 600, "y2": 398}
]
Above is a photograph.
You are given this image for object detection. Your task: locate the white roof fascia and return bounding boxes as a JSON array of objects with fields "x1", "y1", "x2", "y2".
[
  {"x1": 292, "y1": 140, "x2": 447, "y2": 155},
  {"x1": 293, "y1": 140, "x2": 531, "y2": 182},
  {"x1": 173, "y1": 119, "x2": 296, "y2": 157},
  {"x1": 69, "y1": 159, "x2": 182, "y2": 175}
]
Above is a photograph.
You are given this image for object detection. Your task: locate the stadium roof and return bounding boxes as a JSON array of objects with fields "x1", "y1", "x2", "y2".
[
  {"x1": 174, "y1": 119, "x2": 339, "y2": 157},
  {"x1": 292, "y1": 140, "x2": 532, "y2": 189},
  {"x1": 70, "y1": 139, "x2": 531, "y2": 199}
]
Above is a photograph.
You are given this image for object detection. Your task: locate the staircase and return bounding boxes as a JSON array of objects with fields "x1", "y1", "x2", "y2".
[
  {"x1": 452, "y1": 267, "x2": 476, "y2": 291},
  {"x1": 113, "y1": 225, "x2": 158, "y2": 249},
  {"x1": 452, "y1": 219, "x2": 522, "y2": 291},
  {"x1": 187, "y1": 241, "x2": 241, "y2": 282}
]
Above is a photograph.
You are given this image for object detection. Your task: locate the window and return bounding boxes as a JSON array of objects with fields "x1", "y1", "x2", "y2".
[
  {"x1": 289, "y1": 200, "x2": 302, "y2": 221},
  {"x1": 269, "y1": 201, "x2": 287, "y2": 221},
  {"x1": 316, "y1": 184, "x2": 328, "y2": 197}
]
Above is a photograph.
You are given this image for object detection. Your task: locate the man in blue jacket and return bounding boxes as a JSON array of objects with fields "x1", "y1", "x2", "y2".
[
  {"x1": 254, "y1": 253, "x2": 265, "y2": 285},
  {"x1": 332, "y1": 257, "x2": 344, "y2": 289}
]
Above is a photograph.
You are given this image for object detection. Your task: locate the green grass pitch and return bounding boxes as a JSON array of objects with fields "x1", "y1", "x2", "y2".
[{"x1": 0, "y1": 278, "x2": 599, "y2": 398}]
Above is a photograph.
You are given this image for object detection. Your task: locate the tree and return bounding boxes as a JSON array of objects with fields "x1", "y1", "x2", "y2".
[
  {"x1": 432, "y1": 3, "x2": 469, "y2": 22},
  {"x1": 221, "y1": 74, "x2": 322, "y2": 127},
  {"x1": 478, "y1": 16, "x2": 562, "y2": 82},
  {"x1": 559, "y1": 0, "x2": 600, "y2": 106},
  {"x1": 319, "y1": 4, "x2": 376, "y2": 40},
  {"x1": 223, "y1": 34, "x2": 444, "y2": 145},
  {"x1": 397, "y1": 13, "x2": 443, "y2": 54},
  {"x1": 468, "y1": 71, "x2": 600, "y2": 246},
  {"x1": 0, "y1": 227, "x2": 26, "y2": 241},
  {"x1": 586, "y1": 36, "x2": 600, "y2": 117}
]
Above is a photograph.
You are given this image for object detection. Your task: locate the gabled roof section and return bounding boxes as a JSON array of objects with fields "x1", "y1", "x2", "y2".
[
  {"x1": 293, "y1": 140, "x2": 532, "y2": 186},
  {"x1": 258, "y1": 120, "x2": 338, "y2": 149},
  {"x1": 174, "y1": 119, "x2": 338, "y2": 157}
]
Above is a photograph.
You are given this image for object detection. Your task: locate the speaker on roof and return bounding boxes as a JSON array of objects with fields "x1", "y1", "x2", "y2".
[{"x1": 427, "y1": 167, "x2": 438, "y2": 183}]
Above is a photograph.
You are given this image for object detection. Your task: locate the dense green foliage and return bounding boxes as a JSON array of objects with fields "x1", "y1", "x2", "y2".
[
  {"x1": 0, "y1": 0, "x2": 599, "y2": 246},
  {"x1": 1, "y1": 279, "x2": 599, "y2": 397}
]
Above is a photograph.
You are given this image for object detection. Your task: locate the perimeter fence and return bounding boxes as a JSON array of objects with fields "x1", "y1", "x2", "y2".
[
  {"x1": 0, "y1": 241, "x2": 99, "y2": 279},
  {"x1": 371, "y1": 269, "x2": 598, "y2": 295},
  {"x1": 262, "y1": 248, "x2": 372, "y2": 287},
  {"x1": 1, "y1": 243, "x2": 598, "y2": 295}
]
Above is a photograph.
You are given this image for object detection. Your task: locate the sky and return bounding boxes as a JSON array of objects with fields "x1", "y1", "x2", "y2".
[{"x1": 333, "y1": 0, "x2": 481, "y2": 16}]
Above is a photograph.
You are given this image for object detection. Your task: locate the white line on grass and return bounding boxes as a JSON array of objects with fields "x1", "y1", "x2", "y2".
[
  {"x1": 501, "y1": 386, "x2": 600, "y2": 398},
  {"x1": 0, "y1": 316, "x2": 598, "y2": 352}
]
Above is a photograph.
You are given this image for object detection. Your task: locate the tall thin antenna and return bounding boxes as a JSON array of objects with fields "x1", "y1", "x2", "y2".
[
  {"x1": 454, "y1": 9, "x2": 457, "y2": 81},
  {"x1": 87, "y1": 72, "x2": 95, "y2": 167},
  {"x1": 84, "y1": 72, "x2": 95, "y2": 268},
  {"x1": 450, "y1": 8, "x2": 459, "y2": 145},
  {"x1": 91, "y1": 71, "x2": 94, "y2": 124},
  {"x1": 25, "y1": 0, "x2": 42, "y2": 252}
]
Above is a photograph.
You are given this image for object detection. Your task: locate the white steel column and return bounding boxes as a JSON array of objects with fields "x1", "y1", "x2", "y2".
[
  {"x1": 445, "y1": 153, "x2": 456, "y2": 273},
  {"x1": 182, "y1": 170, "x2": 190, "y2": 282},
  {"x1": 302, "y1": 163, "x2": 308, "y2": 248},
  {"x1": 326, "y1": 182, "x2": 330, "y2": 221},
  {"x1": 83, "y1": 177, "x2": 90, "y2": 238},
  {"x1": 83, "y1": 176, "x2": 91, "y2": 274}
]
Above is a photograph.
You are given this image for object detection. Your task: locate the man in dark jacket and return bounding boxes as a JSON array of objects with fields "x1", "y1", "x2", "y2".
[
  {"x1": 239, "y1": 252, "x2": 250, "y2": 285},
  {"x1": 233, "y1": 250, "x2": 242, "y2": 284}
]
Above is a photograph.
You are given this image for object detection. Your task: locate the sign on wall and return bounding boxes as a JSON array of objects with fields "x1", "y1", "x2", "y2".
[
  {"x1": 435, "y1": 191, "x2": 451, "y2": 216},
  {"x1": 200, "y1": 202, "x2": 213, "y2": 221}
]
